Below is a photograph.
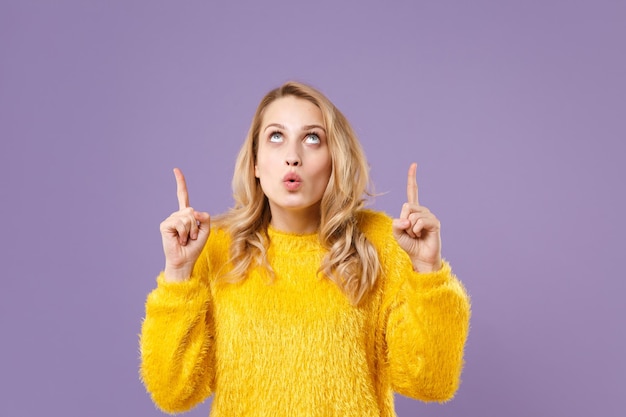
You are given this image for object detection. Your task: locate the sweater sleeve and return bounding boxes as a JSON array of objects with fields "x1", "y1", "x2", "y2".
[
  {"x1": 139, "y1": 241, "x2": 217, "y2": 414},
  {"x1": 381, "y1": 242, "x2": 471, "y2": 402}
]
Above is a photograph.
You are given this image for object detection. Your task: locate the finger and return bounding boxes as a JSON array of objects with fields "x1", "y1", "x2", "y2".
[
  {"x1": 179, "y1": 209, "x2": 200, "y2": 242},
  {"x1": 411, "y1": 217, "x2": 424, "y2": 238},
  {"x1": 188, "y1": 211, "x2": 199, "y2": 240},
  {"x1": 194, "y1": 211, "x2": 212, "y2": 239},
  {"x1": 194, "y1": 211, "x2": 211, "y2": 227},
  {"x1": 399, "y1": 203, "x2": 426, "y2": 238},
  {"x1": 394, "y1": 212, "x2": 417, "y2": 239},
  {"x1": 392, "y1": 218, "x2": 411, "y2": 236},
  {"x1": 174, "y1": 218, "x2": 191, "y2": 246},
  {"x1": 405, "y1": 210, "x2": 434, "y2": 238},
  {"x1": 406, "y1": 162, "x2": 419, "y2": 205},
  {"x1": 400, "y1": 202, "x2": 429, "y2": 223},
  {"x1": 409, "y1": 212, "x2": 440, "y2": 235},
  {"x1": 399, "y1": 202, "x2": 411, "y2": 220},
  {"x1": 404, "y1": 203, "x2": 430, "y2": 215},
  {"x1": 174, "y1": 168, "x2": 190, "y2": 210}
]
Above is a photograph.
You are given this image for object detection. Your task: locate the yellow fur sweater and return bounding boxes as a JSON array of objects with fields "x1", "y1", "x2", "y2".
[{"x1": 140, "y1": 210, "x2": 470, "y2": 416}]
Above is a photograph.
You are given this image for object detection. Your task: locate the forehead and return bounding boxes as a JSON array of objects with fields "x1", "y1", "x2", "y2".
[{"x1": 261, "y1": 96, "x2": 324, "y2": 127}]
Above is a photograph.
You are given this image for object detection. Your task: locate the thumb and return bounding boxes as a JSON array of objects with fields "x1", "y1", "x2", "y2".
[
  {"x1": 194, "y1": 211, "x2": 211, "y2": 238},
  {"x1": 392, "y1": 218, "x2": 410, "y2": 238}
]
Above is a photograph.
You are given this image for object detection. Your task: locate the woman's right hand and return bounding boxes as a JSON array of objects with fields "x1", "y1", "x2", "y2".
[{"x1": 159, "y1": 168, "x2": 211, "y2": 282}]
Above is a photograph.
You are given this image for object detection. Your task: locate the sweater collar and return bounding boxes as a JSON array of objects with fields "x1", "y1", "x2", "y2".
[{"x1": 267, "y1": 225, "x2": 322, "y2": 253}]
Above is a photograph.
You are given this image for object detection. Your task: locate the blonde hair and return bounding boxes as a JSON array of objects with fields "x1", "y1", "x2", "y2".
[{"x1": 214, "y1": 81, "x2": 380, "y2": 305}]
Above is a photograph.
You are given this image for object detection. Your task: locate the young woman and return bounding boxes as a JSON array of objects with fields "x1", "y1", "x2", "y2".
[{"x1": 140, "y1": 81, "x2": 470, "y2": 417}]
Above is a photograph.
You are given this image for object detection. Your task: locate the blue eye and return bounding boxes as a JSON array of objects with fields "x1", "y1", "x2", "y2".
[
  {"x1": 305, "y1": 133, "x2": 320, "y2": 144},
  {"x1": 269, "y1": 132, "x2": 283, "y2": 143}
]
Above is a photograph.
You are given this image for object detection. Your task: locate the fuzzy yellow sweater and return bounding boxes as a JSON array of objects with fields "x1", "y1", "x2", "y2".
[{"x1": 140, "y1": 210, "x2": 470, "y2": 416}]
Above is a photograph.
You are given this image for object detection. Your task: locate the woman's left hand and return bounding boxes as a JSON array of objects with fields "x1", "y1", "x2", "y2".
[{"x1": 392, "y1": 163, "x2": 442, "y2": 272}]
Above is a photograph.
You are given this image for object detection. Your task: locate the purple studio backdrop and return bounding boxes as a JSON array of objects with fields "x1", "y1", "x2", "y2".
[{"x1": 1, "y1": 1, "x2": 624, "y2": 416}]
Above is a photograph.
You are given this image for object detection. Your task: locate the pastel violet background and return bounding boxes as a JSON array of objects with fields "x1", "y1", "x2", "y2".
[{"x1": 1, "y1": 1, "x2": 624, "y2": 416}]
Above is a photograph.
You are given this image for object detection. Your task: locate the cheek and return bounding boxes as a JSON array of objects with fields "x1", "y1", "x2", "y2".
[
  {"x1": 254, "y1": 146, "x2": 272, "y2": 177},
  {"x1": 318, "y1": 152, "x2": 332, "y2": 177},
  {"x1": 311, "y1": 155, "x2": 332, "y2": 190}
]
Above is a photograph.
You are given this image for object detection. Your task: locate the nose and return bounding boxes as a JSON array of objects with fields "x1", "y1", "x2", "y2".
[
  {"x1": 285, "y1": 157, "x2": 300, "y2": 166},
  {"x1": 285, "y1": 146, "x2": 301, "y2": 166}
]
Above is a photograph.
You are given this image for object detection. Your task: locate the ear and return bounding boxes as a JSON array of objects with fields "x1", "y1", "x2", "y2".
[{"x1": 254, "y1": 164, "x2": 259, "y2": 178}]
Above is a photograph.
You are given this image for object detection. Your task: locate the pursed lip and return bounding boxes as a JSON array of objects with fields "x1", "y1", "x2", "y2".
[{"x1": 282, "y1": 172, "x2": 302, "y2": 183}]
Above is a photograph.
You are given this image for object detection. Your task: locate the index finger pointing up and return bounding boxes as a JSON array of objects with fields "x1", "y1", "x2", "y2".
[
  {"x1": 407, "y1": 162, "x2": 419, "y2": 205},
  {"x1": 173, "y1": 167, "x2": 190, "y2": 210}
]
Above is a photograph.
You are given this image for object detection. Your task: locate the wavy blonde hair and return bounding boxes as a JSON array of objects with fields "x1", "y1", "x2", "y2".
[{"x1": 214, "y1": 81, "x2": 380, "y2": 305}]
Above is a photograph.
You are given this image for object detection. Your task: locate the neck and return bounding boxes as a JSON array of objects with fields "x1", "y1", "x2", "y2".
[{"x1": 269, "y1": 206, "x2": 320, "y2": 234}]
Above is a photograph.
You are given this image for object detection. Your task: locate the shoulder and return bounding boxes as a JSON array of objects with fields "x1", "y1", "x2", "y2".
[
  {"x1": 191, "y1": 224, "x2": 232, "y2": 280},
  {"x1": 206, "y1": 225, "x2": 232, "y2": 252},
  {"x1": 356, "y1": 210, "x2": 411, "y2": 268},
  {"x1": 201, "y1": 225, "x2": 232, "y2": 262},
  {"x1": 205, "y1": 213, "x2": 234, "y2": 246},
  {"x1": 356, "y1": 209, "x2": 394, "y2": 247}
]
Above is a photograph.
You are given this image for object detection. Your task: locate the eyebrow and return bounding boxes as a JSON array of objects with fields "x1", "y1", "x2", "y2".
[
  {"x1": 303, "y1": 124, "x2": 326, "y2": 132},
  {"x1": 263, "y1": 123, "x2": 326, "y2": 133}
]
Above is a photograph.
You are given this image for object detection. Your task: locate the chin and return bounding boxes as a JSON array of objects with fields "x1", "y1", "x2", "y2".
[{"x1": 271, "y1": 199, "x2": 320, "y2": 212}]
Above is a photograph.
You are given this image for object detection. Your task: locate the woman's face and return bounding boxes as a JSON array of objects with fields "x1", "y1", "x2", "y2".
[{"x1": 255, "y1": 95, "x2": 332, "y2": 229}]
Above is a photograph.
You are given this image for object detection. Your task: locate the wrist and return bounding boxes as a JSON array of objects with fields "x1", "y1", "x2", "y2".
[
  {"x1": 163, "y1": 264, "x2": 193, "y2": 282},
  {"x1": 411, "y1": 258, "x2": 442, "y2": 273}
]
